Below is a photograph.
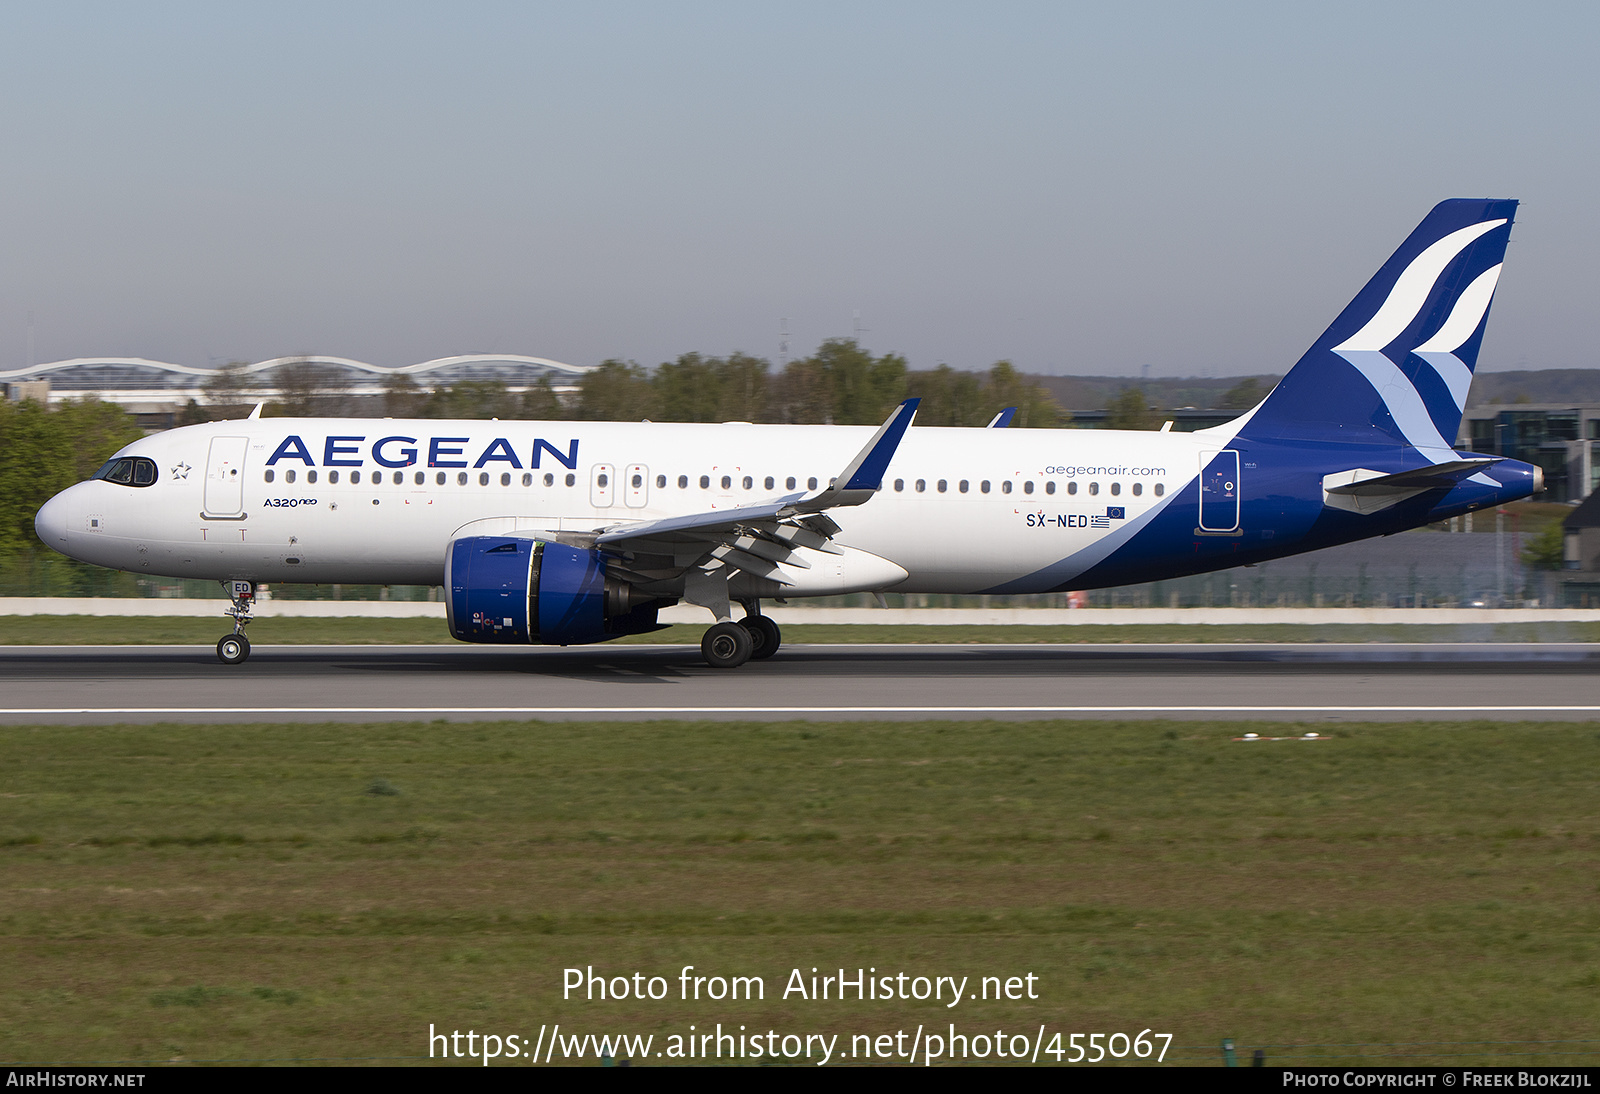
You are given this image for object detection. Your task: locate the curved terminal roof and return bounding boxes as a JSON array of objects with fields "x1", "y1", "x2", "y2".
[{"x1": 0, "y1": 354, "x2": 589, "y2": 393}]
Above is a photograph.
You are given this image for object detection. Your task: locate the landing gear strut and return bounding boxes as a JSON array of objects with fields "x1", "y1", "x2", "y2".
[{"x1": 217, "y1": 580, "x2": 255, "y2": 665}]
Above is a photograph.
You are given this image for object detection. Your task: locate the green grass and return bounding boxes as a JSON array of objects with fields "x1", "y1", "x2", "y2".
[
  {"x1": 4, "y1": 615, "x2": 1600, "y2": 646},
  {"x1": 1, "y1": 718, "x2": 1598, "y2": 1066}
]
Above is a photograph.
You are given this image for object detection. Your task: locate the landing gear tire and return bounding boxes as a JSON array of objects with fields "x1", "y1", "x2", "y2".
[
  {"x1": 702, "y1": 620, "x2": 753, "y2": 669},
  {"x1": 743, "y1": 615, "x2": 781, "y2": 659},
  {"x1": 217, "y1": 633, "x2": 251, "y2": 665}
]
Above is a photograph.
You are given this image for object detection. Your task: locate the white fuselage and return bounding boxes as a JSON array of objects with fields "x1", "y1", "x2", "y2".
[{"x1": 36, "y1": 417, "x2": 1231, "y2": 596}]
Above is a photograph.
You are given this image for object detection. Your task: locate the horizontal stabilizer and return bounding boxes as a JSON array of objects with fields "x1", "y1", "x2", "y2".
[
  {"x1": 1322, "y1": 457, "x2": 1501, "y2": 516},
  {"x1": 1324, "y1": 457, "x2": 1501, "y2": 496}
]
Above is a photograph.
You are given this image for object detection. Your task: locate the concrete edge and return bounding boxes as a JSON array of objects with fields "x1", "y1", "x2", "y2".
[{"x1": 3, "y1": 599, "x2": 1600, "y2": 625}]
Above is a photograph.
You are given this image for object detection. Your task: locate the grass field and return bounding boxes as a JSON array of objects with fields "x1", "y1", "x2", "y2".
[
  {"x1": 2, "y1": 718, "x2": 1598, "y2": 1067},
  {"x1": 4, "y1": 615, "x2": 1600, "y2": 646}
]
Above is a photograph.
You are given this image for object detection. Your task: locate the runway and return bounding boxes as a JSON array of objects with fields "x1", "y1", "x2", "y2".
[{"x1": 3, "y1": 642, "x2": 1599, "y2": 723}]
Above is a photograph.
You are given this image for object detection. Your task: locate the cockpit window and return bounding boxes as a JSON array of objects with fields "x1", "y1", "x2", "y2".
[{"x1": 91, "y1": 457, "x2": 159, "y2": 488}]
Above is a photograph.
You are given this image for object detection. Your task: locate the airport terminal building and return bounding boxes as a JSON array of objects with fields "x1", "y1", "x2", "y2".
[{"x1": 0, "y1": 354, "x2": 591, "y2": 429}]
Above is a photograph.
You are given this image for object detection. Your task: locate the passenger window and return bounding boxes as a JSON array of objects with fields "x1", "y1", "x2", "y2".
[
  {"x1": 545, "y1": 473, "x2": 555, "y2": 487},
  {"x1": 479, "y1": 472, "x2": 490, "y2": 486},
  {"x1": 959, "y1": 480, "x2": 969, "y2": 493},
  {"x1": 743, "y1": 476, "x2": 753, "y2": 490},
  {"x1": 915, "y1": 479, "x2": 926, "y2": 493},
  {"x1": 1132, "y1": 482, "x2": 1142, "y2": 496},
  {"x1": 1068, "y1": 481, "x2": 1078, "y2": 495},
  {"x1": 597, "y1": 473, "x2": 608, "y2": 488},
  {"x1": 1089, "y1": 482, "x2": 1099, "y2": 495},
  {"x1": 980, "y1": 480, "x2": 990, "y2": 493},
  {"x1": 678, "y1": 475, "x2": 688, "y2": 488},
  {"x1": 721, "y1": 475, "x2": 731, "y2": 490},
  {"x1": 657, "y1": 474, "x2": 667, "y2": 488},
  {"x1": 1023, "y1": 481, "x2": 1033, "y2": 495},
  {"x1": 700, "y1": 475, "x2": 710, "y2": 489},
  {"x1": 1110, "y1": 482, "x2": 1120, "y2": 496},
  {"x1": 894, "y1": 479, "x2": 904, "y2": 492},
  {"x1": 523, "y1": 473, "x2": 533, "y2": 486},
  {"x1": 1001, "y1": 481, "x2": 1011, "y2": 494},
  {"x1": 458, "y1": 472, "x2": 468, "y2": 485},
  {"x1": 1154, "y1": 483, "x2": 1164, "y2": 497},
  {"x1": 1044, "y1": 481, "x2": 1055, "y2": 495},
  {"x1": 501, "y1": 473, "x2": 512, "y2": 486},
  {"x1": 764, "y1": 476, "x2": 774, "y2": 490},
  {"x1": 264, "y1": 470, "x2": 275, "y2": 484},
  {"x1": 786, "y1": 477, "x2": 797, "y2": 489},
  {"x1": 808, "y1": 477, "x2": 818, "y2": 490},
  {"x1": 937, "y1": 480, "x2": 947, "y2": 493},
  {"x1": 437, "y1": 472, "x2": 446, "y2": 485},
  {"x1": 307, "y1": 470, "x2": 318, "y2": 484},
  {"x1": 329, "y1": 470, "x2": 340, "y2": 484},
  {"x1": 416, "y1": 472, "x2": 426, "y2": 485},
  {"x1": 565, "y1": 473, "x2": 575, "y2": 486},
  {"x1": 286, "y1": 470, "x2": 297, "y2": 484},
  {"x1": 632, "y1": 473, "x2": 643, "y2": 488}
]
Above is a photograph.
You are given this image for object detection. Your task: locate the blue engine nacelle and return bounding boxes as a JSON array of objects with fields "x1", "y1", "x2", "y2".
[{"x1": 445, "y1": 536, "x2": 667, "y2": 646}]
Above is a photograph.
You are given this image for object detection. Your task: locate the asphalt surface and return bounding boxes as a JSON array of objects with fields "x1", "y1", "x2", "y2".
[{"x1": 1, "y1": 642, "x2": 1598, "y2": 723}]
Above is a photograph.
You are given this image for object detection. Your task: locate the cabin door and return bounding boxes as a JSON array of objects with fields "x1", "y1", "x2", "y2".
[
  {"x1": 1198, "y1": 450, "x2": 1240, "y2": 533},
  {"x1": 203, "y1": 436, "x2": 249, "y2": 517}
]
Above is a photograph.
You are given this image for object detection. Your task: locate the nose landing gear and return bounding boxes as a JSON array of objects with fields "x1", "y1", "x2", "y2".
[{"x1": 217, "y1": 580, "x2": 255, "y2": 665}]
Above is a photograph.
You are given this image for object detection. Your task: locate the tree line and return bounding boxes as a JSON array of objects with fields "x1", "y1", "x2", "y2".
[
  {"x1": 191, "y1": 339, "x2": 1067, "y2": 429},
  {"x1": 0, "y1": 398, "x2": 145, "y2": 593}
]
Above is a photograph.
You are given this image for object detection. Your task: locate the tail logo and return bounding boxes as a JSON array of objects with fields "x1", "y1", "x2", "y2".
[{"x1": 1330, "y1": 218, "x2": 1506, "y2": 458}]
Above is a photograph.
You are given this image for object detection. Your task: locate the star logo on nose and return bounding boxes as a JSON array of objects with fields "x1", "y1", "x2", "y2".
[{"x1": 172, "y1": 462, "x2": 191, "y2": 479}]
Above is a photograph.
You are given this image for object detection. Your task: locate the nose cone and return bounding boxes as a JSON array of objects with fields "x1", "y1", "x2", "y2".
[{"x1": 34, "y1": 489, "x2": 72, "y2": 552}]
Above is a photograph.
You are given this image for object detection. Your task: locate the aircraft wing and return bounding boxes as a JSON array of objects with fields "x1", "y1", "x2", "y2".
[{"x1": 592, "y1": 399, "x2": 919, "y2": 586}]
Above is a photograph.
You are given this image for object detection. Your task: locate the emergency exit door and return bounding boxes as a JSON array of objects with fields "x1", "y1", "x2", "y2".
[
  {"x1": 624, "y1": 464, "x2": 649, "y2": 508},
  {"x1": 589, "y1": 463, "x2": 615, "y2": 508}
]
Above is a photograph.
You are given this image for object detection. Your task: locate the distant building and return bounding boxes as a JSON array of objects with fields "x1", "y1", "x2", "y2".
[
  {"x1": 1457, "y1": 404, "x2": 1600, "y2": 503},
  {"x1": 4, "y1": 380, "x2": 50, "y2": 403},
  {"x1": 0, "y1": 355, "x2": 590, "y2": 428}
]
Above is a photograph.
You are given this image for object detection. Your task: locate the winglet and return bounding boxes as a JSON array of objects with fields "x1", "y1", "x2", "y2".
[
  {"x1": 987, "y1": 407, "x2": 1016, "y2": 428},
  {"x1": 789, "y1": 398, "x2": 920, "y2": 513}
]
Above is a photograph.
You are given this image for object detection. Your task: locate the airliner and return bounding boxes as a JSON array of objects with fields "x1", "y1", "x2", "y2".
[{"x1": 34, "y1": 199, "x2": 1539, "y2": 667}]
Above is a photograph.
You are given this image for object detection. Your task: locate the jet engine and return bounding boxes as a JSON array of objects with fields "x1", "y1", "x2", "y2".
[{"x1": 445, "y1": 536, "x2": 665, "y2": 646}]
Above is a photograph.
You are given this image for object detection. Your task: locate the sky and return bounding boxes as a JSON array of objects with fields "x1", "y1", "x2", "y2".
[{"x1": 0, "y1": 1, "x2": 1595, "y2": 378}]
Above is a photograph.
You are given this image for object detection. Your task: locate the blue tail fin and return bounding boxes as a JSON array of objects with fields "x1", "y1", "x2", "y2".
[{"x1": 1240, "y1": 199, "x2": 1517, "y2": 460}]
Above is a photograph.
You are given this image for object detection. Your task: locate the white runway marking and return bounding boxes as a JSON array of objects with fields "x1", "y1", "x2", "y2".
[{"x1": 5, "y1": 705, "x2": 1600, "y2": 717}]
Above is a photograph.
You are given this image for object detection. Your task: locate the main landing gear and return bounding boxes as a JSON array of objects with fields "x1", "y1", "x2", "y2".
[
  {"x1": 217, "y1": 580, "x2": 255, "y2": 665},
  {"x1": 700, "y1": 601, "x2": 783, "y2": 669}
]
